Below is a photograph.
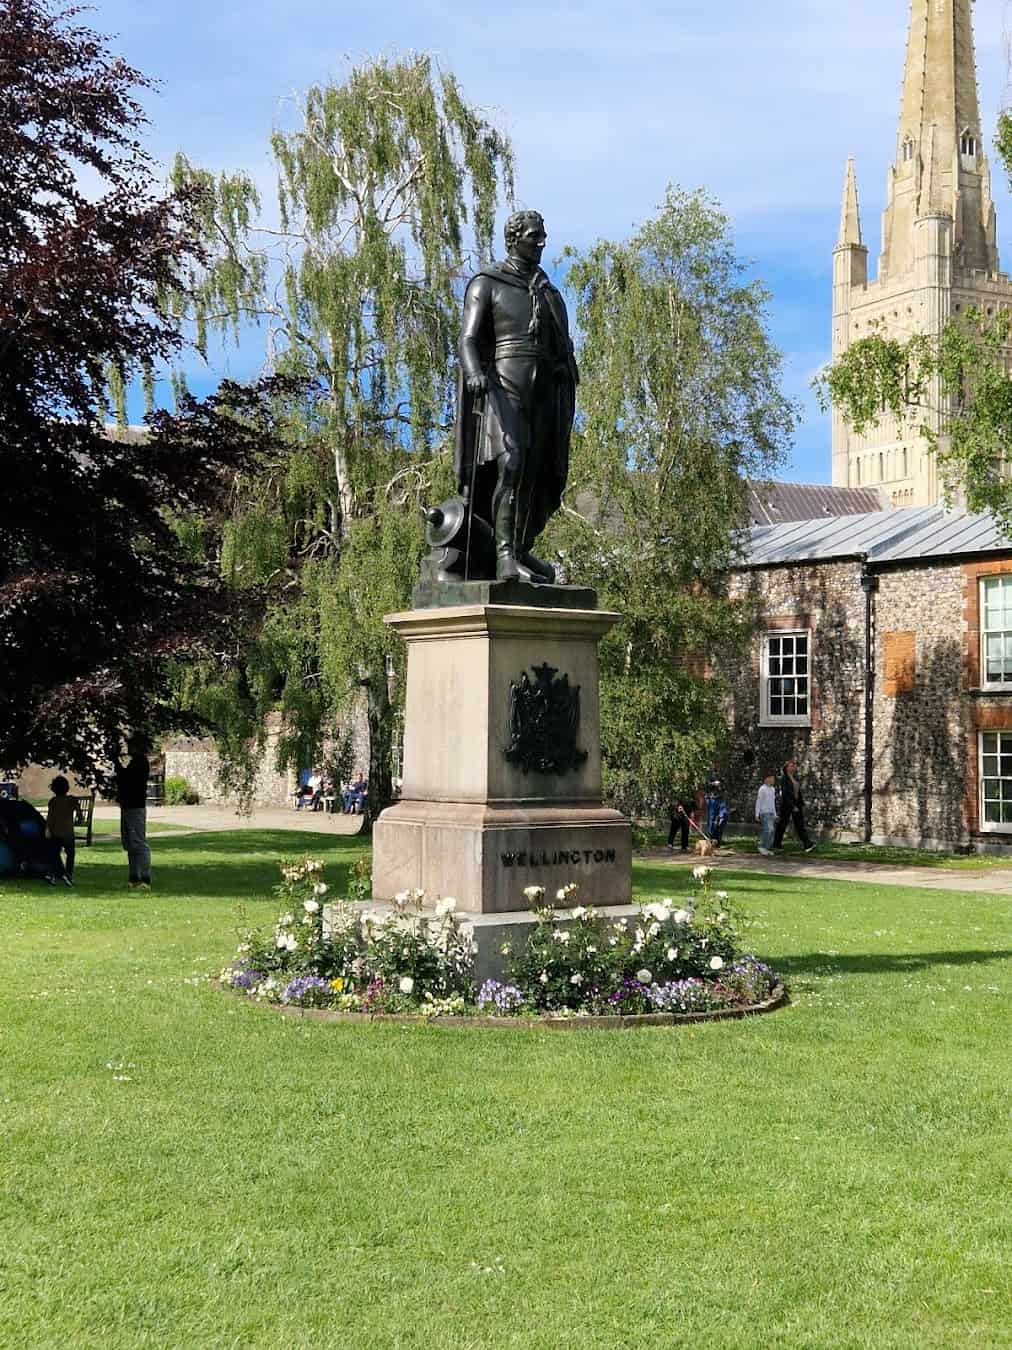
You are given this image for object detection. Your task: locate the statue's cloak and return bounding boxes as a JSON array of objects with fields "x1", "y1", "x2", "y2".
[{"x1": 453, "y1": 263, "x2": 578, "y2": 547}]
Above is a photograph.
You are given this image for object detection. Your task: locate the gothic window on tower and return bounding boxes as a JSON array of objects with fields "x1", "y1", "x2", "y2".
[
  {"x1": 901, "y1": 137, "x2": 914, "y2": 163},
  {"x1": 961, "y1": 130, "x2": 977, "y2": 158}
]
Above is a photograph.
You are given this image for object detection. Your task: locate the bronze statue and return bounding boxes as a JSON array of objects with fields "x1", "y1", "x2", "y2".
[{"x1": 420, "y1": 210, "x2": 578, "y2": 589}]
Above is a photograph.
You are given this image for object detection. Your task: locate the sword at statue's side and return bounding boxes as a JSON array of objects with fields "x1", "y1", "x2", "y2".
[{"x1": 464, "y1": 389, "x2": 485, "y2": 583}]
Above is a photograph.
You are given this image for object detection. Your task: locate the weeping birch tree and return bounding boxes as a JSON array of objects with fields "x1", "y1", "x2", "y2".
[
  {"x1": 171, "y1": 55, "x2": 514, "y2": 816},
  {"x1": 546, "y1": 188, "x2": 796, "y2": 816}
]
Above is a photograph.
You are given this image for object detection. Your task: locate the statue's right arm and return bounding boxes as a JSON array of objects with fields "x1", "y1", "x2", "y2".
[{"x1": 460, "y1": 276, "x2": 492, "y2": 395}]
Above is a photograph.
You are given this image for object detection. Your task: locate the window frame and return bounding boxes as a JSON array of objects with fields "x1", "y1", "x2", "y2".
[
  {"x1": 979, "y1": 575, "x2": 1012, "y2": 689},
  {"x1": 978, "y1": 730, "x2": 1012, "y2": 834},
  {"x1": 759, "y1": 629, "x2": 813, "y2": 729}
]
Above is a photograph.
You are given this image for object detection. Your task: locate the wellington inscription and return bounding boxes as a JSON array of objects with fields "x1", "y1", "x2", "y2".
[{"x1": 501, "y1": 847, "x2": 618, "y2": 868}]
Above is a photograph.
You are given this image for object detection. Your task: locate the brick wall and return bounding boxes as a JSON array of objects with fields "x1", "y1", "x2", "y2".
[{"x1": 962, "y1": 559, "x2": 1012, "y2": 840}]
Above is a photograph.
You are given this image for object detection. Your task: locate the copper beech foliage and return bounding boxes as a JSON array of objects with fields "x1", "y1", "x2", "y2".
[{"x1": 0, "y1": 0, "x2": 290, "y2": 785}]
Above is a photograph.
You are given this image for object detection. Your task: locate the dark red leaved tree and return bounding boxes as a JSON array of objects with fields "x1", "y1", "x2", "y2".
[{"x1": 0, "y1": 0, "x2": 281, "y2": 784}]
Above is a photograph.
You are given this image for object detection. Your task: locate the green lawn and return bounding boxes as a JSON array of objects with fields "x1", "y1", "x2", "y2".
[
  {"x1": 641, "y1": 828, "x2": 1012, "y2": 870},
  {"x1": 1, "y1": 832, "x2": 1009, "y2": 1348},
  {"x1": 88, "y1": 815, "x2": 188, "y2": 835}
]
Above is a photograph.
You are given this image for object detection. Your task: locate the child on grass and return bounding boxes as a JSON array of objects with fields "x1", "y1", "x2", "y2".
[{"x1": 46, "y1": 776, "x2": 76, "y2": 885}]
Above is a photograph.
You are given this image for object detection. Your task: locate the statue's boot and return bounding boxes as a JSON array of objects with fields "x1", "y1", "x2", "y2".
[
  {"x1": 519, "y1": 551, "x2": 555, "y2": 584},
  {"x1": 496, "y1": 544, "x2": 522, "y2": 582},
  {"x1": 495, "y1": 489, "x2": 522, "y2": 581}
]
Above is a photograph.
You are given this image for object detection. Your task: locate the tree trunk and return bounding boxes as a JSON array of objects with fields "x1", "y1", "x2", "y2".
[{"x1": 363, "y1": 666, "x2": 393, "y2": 830}]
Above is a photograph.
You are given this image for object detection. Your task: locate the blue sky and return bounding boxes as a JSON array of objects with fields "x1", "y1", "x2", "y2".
[{"x1": 95, "y1": 0, "x2": 1012, "y2": 483}]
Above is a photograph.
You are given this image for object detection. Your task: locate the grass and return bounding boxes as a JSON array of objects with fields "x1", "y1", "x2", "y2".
[
  {"x1": 88, "y1": 815, "x2": 188, "y2": 835},
  {"x1": 640, "y1": 827, "x2": 1012, "y2": 870},
  {"x1": 1, "y1": 831, "x2": 1009, "y2": 1349}
]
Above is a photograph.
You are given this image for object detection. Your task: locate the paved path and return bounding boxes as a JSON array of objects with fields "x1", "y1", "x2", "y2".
[
  {"x1": 99, "y1": 806, "x2": 1012, "y2": 893},
  {"x1": 640, "y1": 846, "x2": 1012, "y2": 895},
  {"x1": 122, "y1": 804, "x2": 364, "y2": 837}
]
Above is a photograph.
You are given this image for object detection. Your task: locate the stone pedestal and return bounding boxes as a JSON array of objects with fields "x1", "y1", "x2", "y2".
[{"x1": 372, "y1": 598, "x2": 631, "y2": 913}]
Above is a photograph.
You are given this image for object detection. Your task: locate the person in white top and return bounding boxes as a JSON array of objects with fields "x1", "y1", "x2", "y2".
[{"x1": 755, "y1": 773, "x2": 777, "y2": 856}]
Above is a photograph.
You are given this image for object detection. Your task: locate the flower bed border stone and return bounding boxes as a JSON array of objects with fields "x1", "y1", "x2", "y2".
[{"x1": 218, "y1": 981, "x2": 788, "y2": 1029}]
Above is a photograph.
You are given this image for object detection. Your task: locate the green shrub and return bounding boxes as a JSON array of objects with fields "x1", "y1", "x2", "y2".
[{"x1": 164, "y1": 775, "x2": 199, "y2": 805}]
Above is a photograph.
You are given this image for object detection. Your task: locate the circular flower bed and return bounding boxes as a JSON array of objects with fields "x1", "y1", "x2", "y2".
[{"x1": 219, "y1": 858, "x2": 785, "y2": 1024}]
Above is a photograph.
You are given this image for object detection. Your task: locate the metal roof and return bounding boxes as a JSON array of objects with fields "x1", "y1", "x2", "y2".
[
  {"x1": 747, "y1": 482, "x2": 887, "y2": 525},
  {"x1": 743, "y1": 506, "x2": 1012, "y2": 567}
]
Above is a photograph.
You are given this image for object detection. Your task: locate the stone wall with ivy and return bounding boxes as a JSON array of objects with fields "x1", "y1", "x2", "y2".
[{"x1": 726, "y1": 560, "x2": 867, "y2": 841}]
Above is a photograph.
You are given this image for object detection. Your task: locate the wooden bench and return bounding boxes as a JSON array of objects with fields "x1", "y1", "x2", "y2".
[{"x1": 72, "y1": 792, "x2": 96, "y2": 847}]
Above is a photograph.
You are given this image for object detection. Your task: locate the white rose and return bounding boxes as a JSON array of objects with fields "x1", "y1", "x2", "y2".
[
  {"x1": 709, "y1": 956, "x2": 724, "y2": 971},
  {"x1": 284, "y1": 934, "x2": 298, "y2": 952},
  {"x1": 643, "y1": 902, "x2": 670, "y2": 922},
  {"x1": 524, "y1": 885, "x2": 546, "y2": 901},
  {"x1": 570, "y1": 973, "x2": 583, "y2": 986},
  {"x1": 715, "y1": 891, "x2": 728, "y2": 900},
  {"x1": 570, "y1": 906, "x2": 588, "y2": 919},
  {"x1": 673, "y1": 909, "x2": 691, "y2": 925},
  {"x1": 303, "y1": 899, "x2": 320, "y2": 914},
  {"x1": 275, "y1": 935, "x2": 288, "y2": 949},
  {"x1": 539, "y1": 972, "x2": 549, "y2": 984},
  {"x1": 667, "y1": 947, "x2": 678, "y2": 961},
  {"x1": 399, "y1": 976, "x2": 414, "y2": 995},
  {"x1": 313, "y1": 882, "x2": 328, "y2": 897},
  {"x1": 434, "y1": 897, "x2": 456, "y2": 916},
  {"x1": 279, "y1": 913, "x2": 294, "y2": 927},
  {"x1": 636, "y1": 969, "x2": 653, "y2": 985},
  {"x1": 692, "y1": 865, "x2": 711, "y2": 882},
  {"x1": 587, "y1": 946, "x2": 597, "y2": 955}
]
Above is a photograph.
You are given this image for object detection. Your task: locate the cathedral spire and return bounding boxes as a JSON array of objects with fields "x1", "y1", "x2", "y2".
[
  {"x1": 838, "y1": 156, "x2": 863, "y2": 247},
  {"x1": 879, "y1": 0, "x2": 995, "y2": 277}
]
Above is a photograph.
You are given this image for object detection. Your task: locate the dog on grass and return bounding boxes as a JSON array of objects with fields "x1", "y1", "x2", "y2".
[{"x1": 694, "y1": 838, "x2": 715, "y2": 858}]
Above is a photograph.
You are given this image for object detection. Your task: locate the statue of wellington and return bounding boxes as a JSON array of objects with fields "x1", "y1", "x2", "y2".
[{"x1": 446, "y1": 209, "x2": 578, "y2": 584}]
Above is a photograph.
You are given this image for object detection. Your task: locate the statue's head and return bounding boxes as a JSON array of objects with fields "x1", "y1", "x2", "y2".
[{"x1": 504, "y1": 209, "x2": 546, "y2": 265}]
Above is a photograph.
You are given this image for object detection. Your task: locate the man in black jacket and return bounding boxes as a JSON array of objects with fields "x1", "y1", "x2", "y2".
[
  {"x1": 115, "y1": 734, "x2": 151, "y2": 889},
  {"x1": 772, "y1": 758, "x2": 815, "y2": 853}
]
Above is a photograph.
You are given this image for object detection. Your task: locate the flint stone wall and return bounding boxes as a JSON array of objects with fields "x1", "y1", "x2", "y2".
[
  {"x1": 726, "y1": 560, "x2": 867, "y2": 839},
  {"x1": 871, "y1": 562, "x2": 968, "y2": 846},
  {"x1": 728, "y1": 554, "x2": 1006, "y2": 849},
  {"x1": 163, "y1": 704, "x2": 370, "y2": 809}
]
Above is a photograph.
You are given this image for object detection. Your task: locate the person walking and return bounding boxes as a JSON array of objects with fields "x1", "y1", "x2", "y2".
[
  {"x1": 704, "y1": 765, "x2": 724, "y2": 842},
  {"x1": 115, "y1": 734, "x2": 151, "y2": 889},
  {"x1": 46, "y1": 776, "x2": 77, "y2": 885},
  {"x1": 772, "y1": 758, "x2": 815, "y2": 853},
  {"x1": 667, "y1": 794, "x2": 696, "y2": 852},
  {"x1": 754, "y1": 772, "x2": 778, "y2": 857}
]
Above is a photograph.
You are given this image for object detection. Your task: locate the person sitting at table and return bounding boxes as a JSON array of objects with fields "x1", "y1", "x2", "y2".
[{"x1": 342, "y1": 775, "x2": 368, "y2": 814}]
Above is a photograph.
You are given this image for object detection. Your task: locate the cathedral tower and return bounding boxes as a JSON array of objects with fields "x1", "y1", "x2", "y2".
[{"x1": 832, "y1": 0, "x2": 1008, "y2": 505}]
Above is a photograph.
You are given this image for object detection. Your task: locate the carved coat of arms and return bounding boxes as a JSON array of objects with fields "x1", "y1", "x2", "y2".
[{"x1": 504, "y1": 663, "x2": 587, "y2": 775}]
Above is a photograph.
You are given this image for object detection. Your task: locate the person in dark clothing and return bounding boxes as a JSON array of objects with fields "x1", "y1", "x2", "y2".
[
  {"x1": 667, "y1": 796, "x2": 696, "y2": 851},
  {"x1": 115, "y1": 734, "x2": 151, "y2": 888},
  {"x1": 46, "y1": 776, "x2": 76, "y2": 885},
  {"x1": 704, "y1": 766, "x2": 724, "y2": 841},
  {"x1": 772, "y1": 758, "x2": 815, "y2": 852}
]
